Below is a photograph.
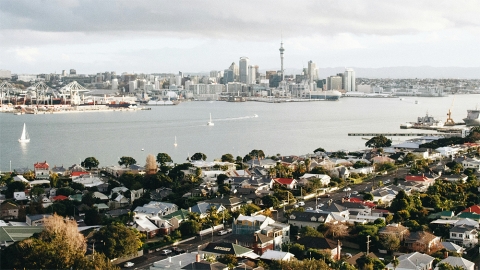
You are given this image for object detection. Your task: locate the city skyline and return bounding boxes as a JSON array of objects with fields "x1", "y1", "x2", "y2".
[{"x1": 1, "y1": 0, "x2": 480, "y2": 74}]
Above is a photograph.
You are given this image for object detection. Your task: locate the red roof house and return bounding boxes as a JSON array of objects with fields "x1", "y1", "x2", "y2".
[
  {"x1": 34, "y1": 161, "x2": 49, "y2": 169},
  {"x1": 34, "y1": 161, "x2": 50, "y2": 180},
  {"x1": 462, "y1": 205, "x2": 480, "y2": 214},
  {"x1": 405, "y1": 174, "x2": 436, "y2": 186},
  {"x1": 52, "y1": 195, "x2": 69, "y2": 201},
  {"x1": 272, "y1": 178, "x2": 297, "y2": 189},
  {"x1": 70, "y1": 171, "x2": 90, "y2": 177}
]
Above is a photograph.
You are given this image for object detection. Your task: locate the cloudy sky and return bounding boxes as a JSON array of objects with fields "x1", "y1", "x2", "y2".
[{"x1": 1, "y1": 0, "x2": 479, "y2": 74}]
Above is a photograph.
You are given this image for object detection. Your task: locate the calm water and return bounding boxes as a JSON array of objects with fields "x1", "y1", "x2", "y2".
[{"x1": 0, "y1": 95, "x2": 478, "y2": 171}]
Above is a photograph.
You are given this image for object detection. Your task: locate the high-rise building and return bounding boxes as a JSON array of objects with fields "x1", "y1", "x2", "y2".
[
  {"x1": 307, "y1": 61, "x2": 317, "y2": 82},
  {"x1": 279, "y1": 41, "x2": 285, "y2": 81},
  {"x1": 69, "y1": 69, "x2": 76, "y2": 75},
  {"x1": 327, "y1": 76, "x2": 343, "y2": 90},
  {"x1": 223, "y1": 69, "x2": 234, "y2": 84},
  {"x1": 248, "y1": 65, "x2": 256, "y2": 84},
  {"x1": 112, "y1": 79, "x2": 118, "y2": 90},
  {"x1": 343, "y1": 68, "x2": 356, "y2": 92},
  {"x1": 239, "y1": 57, "x2": 249, "y2": 84},
  {"x1": 229, "y1": 62, "x2": 239, "y2": 81}
]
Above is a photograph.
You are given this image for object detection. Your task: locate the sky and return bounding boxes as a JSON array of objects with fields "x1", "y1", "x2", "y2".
[{"x1": 1, "y1": 0, "x2": 480, "y2": 75}]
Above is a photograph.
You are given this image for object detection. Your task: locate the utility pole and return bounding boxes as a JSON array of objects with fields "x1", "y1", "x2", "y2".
[{"x1": 366, "y1": 235, "x2": 371, "y2": 255}]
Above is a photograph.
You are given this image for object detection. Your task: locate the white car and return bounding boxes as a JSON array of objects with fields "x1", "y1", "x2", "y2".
[
  {"x1": 298, "y1": 201, "x2": 305, "y2": 206},
  {"x1": 161, "y1": 249, "x2": 172, "y2": 255},
  {"x1": 124, "y1": 262, "x2": 134, "y2": 268},
  {"x1": 317, "y1": 203, "x2": 324, "y2": 208},
  {"x1": 293, "y1": 204, "x2": 299, "y2": 208},
  {"x1": 306, "y1": 207, "x2": 313, "y2": 211},
  {"x1": 352, "y1": 191, "x2": 358, "y2": 195}
]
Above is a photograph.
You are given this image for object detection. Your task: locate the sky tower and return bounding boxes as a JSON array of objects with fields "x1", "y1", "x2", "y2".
[{"x1": 279, "y1": 40, "x2": 285, "y2": 81}]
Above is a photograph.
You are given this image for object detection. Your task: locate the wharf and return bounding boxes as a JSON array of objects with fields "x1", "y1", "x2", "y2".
[{"x1": 348, "y1": 132, "x2": 460, "y2": 137}]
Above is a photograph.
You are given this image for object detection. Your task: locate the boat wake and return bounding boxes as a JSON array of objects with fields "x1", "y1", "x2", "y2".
[{"x1": 215, "y1": 114, "x2": 259, "y2": 122}]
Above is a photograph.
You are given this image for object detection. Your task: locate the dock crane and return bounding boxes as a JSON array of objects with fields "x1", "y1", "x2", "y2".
[{"x1": 444, "y1": 95, "x2": 456, "y2": 126}]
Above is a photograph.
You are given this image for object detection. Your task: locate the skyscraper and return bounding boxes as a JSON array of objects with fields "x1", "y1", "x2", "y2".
[
  {"x1": 239, "y1": 57, "x2": 250, "y2": 84},
  {"x1": 248, "y1": 65, "x2": 256, "y2": 84},
  {"x1": 307, "y1": 61, "x2": 317, "y2": 82},
  {"x1": 229, "y1": 62, "x2": 239, "y2": 81},
  {"x1": 279, "y1": 41, "x2": 285, "y2": 81},
  {"x1": 343, "y1": 68, "x2": 356, "y2": 92}
]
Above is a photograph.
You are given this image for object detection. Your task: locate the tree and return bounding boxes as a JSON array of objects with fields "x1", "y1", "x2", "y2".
[
  {"x1": 93, "y1": 223, "x2": 143, "y2": 259},
  {"x1": 217, "y1": 254, "x2": 237, "y2": 266},
  {"x1": 145, "y1": 154, "x2": 158, "y2": 174},
  {"x1": 363, "y1": 193, "x2": 374, "y2": 201},
  {"x1": 1, "y1": 214, "x2": 89, "y2": 269},
  {"x1": 365, "y1": 135, "x2": 392, "y2": 148},
  {"x1": 156, "y1": 153, "x2": 173, "y2": 165},
  {"x1": 262, "y1": 195, "x2": 280, "y2": 208},
  {"x1": 221, "y1": 153, "x2": 235, "y2": 163},
  {"x1": 118, "y1": 156, "x2": 136, "y2": 167},
  {"x1": 380, "y1": 234, "x2": 401, "y2": 253},
  {"x1": 191, "y1": 152, "x2": 207, "y2": 161},
  {"x1": 179, "y1": 220, "x2": 201, "y2": 236},
  {"x1": 84, "y1": 207, "x2": 102, "y2": 225},
  {"x1": 82, "y1": 157, "x2": 99, "y2": 170},
  {"x1": 5, "y1": 180, "x2": 28, "y2": 198},
  {"x1": 314, "y1": 147, "x2": 326, "y2": 153}
]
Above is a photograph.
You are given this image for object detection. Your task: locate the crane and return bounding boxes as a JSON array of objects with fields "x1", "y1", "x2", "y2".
[{"x1": 444, "y1": 95, "x2": 456, "y2": 126}]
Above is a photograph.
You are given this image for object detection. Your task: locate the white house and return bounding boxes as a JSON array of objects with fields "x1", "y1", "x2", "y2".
[
  {"x1": 449, "y1": 224, "x2": 478, "y2": 247},
  {"x1": 434, "y1": 256, "x2": 475, "y2": 270},
  {"x1": 385, "y1": 252, "x2": 434, "y2": 270},
  {"x1": 463, "y1": 158, "x2": 480, "y2": 170},
  {"x1": 299, "y1": 173, "x2": 331, "y2": 186}
]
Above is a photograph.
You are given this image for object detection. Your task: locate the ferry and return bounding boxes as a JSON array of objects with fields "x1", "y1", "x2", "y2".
[{"x1": 463, "y1": 109, "x2": 480, "y2": 126}]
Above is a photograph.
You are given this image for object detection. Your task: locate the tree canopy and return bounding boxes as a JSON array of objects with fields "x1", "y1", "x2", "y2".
[
  {"x1": 93, "y1": 223, "x2": 143, "y2": 259},
  {"x1": 365, "y1": 135, "x2": 392, "y2": 148},
  {"x1": 221, "y1": 153, "x2": 235, "y2": 163},
  {"x1": 191, "y1": 152, "x2": 207, "y2": 161},
  {"x1": 118, "y1": 156, "x2": 136, "y2": 167},
  {"x1": 82, "y1": 157, "x2": 99, "y2": 170},
  {"x1": 156, "y1": 153, "x2": 173, "y2": 165}
]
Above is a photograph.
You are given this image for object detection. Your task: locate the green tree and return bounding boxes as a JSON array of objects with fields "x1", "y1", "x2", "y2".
[
  {"x1": 5, "y1": 180, "x2": 28, "y2": 198},
  {"x1": 221, "y1": 153, "x2": 235, "y2": 163},
  {"x1": 191, "y1": 152, "x2": 207, "y2": 161},
  {"x1": 365, "y1": 135, "x2": 392, "y2": 148},
  {"x1": 313, "y1": 147, "x2": 326, "y2": 153},
  {"x1": 380, "y1": 234, "x2": 401, "y2": 253},
  {"x1": 262, "y1": 195, "x2": 280, "y2": 208},
  {"x1": 363, "y1": 193, "x2": 374, "y2": 201},
  {"x1": 118, "y1": 156, "x2": 137, "y2": 167},
  {"x1": 93, "y1": 223, "x2": 143, "y2": 259},
  {"x1": 84, "y1": 207, "x2": 102, "y2": 225},
  {"x1": 156, "y1": 153, "x2": 173, "y2": 165},
  {"x1": 179, "y1": 220, "x2": 201, "y2": 236},
  {"x1": 217, "y1": 254, "x2": 237, "y2": 266},
  {"x1": 82, "y1": 157, "x2": 99, "y2": 170}
]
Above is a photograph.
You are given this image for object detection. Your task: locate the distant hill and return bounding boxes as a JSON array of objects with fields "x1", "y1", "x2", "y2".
[{"x1": 283, "y1": 66, "x2": 480, "y2": 79}]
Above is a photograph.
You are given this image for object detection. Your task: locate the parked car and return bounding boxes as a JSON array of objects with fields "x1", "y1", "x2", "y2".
[
  {"x1": 352, "y1": 191, "x2": 358, "y2": 195},
  {"x1": 317, "y1": 203, "x2": 324, "y2": 208},
  {"x1": 293, "y1": 204, "x2": 299, "y2": 208},
  {"x1": 77, "y1": 219, "x2": 84, "y2": 223},
  {"x1": 161, "y1": 249, "x2": 172, "y2": 255},
  {"x1": 124, "y1": 262, "x2": 134, "y2": 268},
  {"x1": 320, "y1": 194, "x2": 331, "y2": 198},
  {"x1": 172, "y1": 247, "x2": 185, "y2": 254},
  {"x1": 217, "y1": 230, "x2": 229, "y2": 236},
  {"x1": 306, "y1": 207, "x2": 313, "y2": 211},
  {"x1": 298, "y1": 201, "x2": 305, "y2": 206}
]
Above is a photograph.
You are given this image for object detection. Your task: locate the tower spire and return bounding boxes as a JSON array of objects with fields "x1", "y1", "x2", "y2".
[{"x1": 279, "y1": 38, "x2": 285, "y2": 82}]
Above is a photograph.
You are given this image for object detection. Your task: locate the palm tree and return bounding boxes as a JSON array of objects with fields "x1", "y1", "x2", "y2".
[{"x1": 392, "y1": 256, "x2": 399, "y2": 270}]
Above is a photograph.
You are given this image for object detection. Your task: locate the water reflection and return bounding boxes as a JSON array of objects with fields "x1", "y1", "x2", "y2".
[{"x1": 19, "y1": 142, "x2": 28, "y2": 155}]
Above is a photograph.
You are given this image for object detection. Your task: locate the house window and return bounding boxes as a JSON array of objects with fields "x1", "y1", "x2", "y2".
[
  {"x1": 452, "y1": 233, "x2": 457, "y2": 237},
  {"x1": 459, "y1": 234, "x2": 463, "y2": 238}
]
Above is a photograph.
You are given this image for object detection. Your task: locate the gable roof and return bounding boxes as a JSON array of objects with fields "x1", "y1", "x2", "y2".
[
  {"x1": 34, "y1": 161, "x2": 49, "y2": 169},
  {"x1": 437, "y1": 257, "x2": 474, "y2": 269},
  {"x1": 273, "y1": 178, "x2": 296, "y2": 185},
  {"x1": 296, "y1": 236, "x2": 337, "y2": 250},
  {"x1": 462, "y1": 205, "x2": 480, "y2": 214},
  {"x1": 203, "y1": 242, "x2": 253, "y2": 256}
]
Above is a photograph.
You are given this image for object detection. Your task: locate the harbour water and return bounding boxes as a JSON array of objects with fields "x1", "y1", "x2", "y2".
[{"x1": 0, "y1": 95, "x2": 478, "y2": 171}]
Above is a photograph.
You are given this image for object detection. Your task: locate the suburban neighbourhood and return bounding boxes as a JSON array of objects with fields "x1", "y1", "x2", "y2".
[{"x1": 1, "y1": 129, "x2": 480, "y2": 270}]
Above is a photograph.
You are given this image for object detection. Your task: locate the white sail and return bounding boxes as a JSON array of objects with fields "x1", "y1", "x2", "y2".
[
  {"x1": 174, "y1": 136, "x2": 178, "y2": 147},
  {"x1": 18, "y1": 123, "x2": 30, "y2": 143},
  {"x1": 207, "y1": 113, "x2": 214, "y2": 126}
]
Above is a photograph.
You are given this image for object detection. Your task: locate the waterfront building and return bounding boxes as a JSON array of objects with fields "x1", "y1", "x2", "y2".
[
  {"x1": 327, "y1": 75, "x2": 343, "y2": 90},
  {"x1": 239, "y1": 57, "x2": 250, "y2": 84},
  {"x1": 344, "y1": 68, "x2": 356, "y2": 92}
]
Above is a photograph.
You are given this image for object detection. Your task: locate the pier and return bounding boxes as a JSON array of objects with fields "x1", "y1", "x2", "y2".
[{"x1": 348, "y1": 132, "x2": 460, "y2": 137}]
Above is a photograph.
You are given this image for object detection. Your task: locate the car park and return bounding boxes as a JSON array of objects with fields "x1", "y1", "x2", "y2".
[{"x1": 124, "y1": 262, "x2": 134, "y2": 268}]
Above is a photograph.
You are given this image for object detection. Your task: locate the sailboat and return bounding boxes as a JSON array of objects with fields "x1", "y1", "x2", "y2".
[
  {"x1": 18, "y1": 123, "x2": 30, "y2": 143},
  {"x1": 174, "y1": 136, "x2": 178, "y2": 147},
  {"x1": 207, "y1": 113, "x2": 214, "y2": 126}
]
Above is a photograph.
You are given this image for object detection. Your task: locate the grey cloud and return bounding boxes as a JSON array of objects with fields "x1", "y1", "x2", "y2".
[{"x1": 1, "y1": 0, "x2": 479, "y2": 40}]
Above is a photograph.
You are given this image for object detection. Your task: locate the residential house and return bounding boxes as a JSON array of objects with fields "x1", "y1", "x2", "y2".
[
  {"x1": 13, "y1": 192, "x2": 28, "y2": 201},
  {"x1": 206, "y1": 196, "x2": 245, "y2": 212},
  {"x1": 440, "y1": 174, "x2": 468, "y2": 183},
  {"x1": 259, "y1": 250, "x2": 294, "y2": 262},
  {"x1": 298, "y1": 173, "x2": 331, "y2": 187},
  {"x1": 190, "y1": 202, "x2": 226, "y2": 219},
  {"x1": 296, "y1": 237, "x2": 341, "y2": 260},
  {"x1": 404, "y1": 231, "x2": 441, "y2": 254},
  {"x1": 233, "y1": 214, "x2": 290, "y2": 250},
  {"x1": 434, "y1": 256, "x2": 475, "y2": 270},
  {"x1": 26, "y1": 214, "x2": 51, "y2": 226},
  {"x1": 288, "y1": 211, "x2": 335, "y2": 228},
  {"x1": 34, "y1": 161, "x2": 50, "y2": 180},
  {"x1": 440, "y1": 242, "x2": 465, "y2": 254},
  {"x1": 50, "y1": 165, "x2": 67, "y2": 176},
  {"x1": 379, "y1": 223, "x2": 410, "y2": 241},
  {"x1": 436, "y1": 146, "x2": 461, "y2": 158},
  {"x1": 371, "y1": 156, "x2": 395, "y2": 164},
  {"x1": 345, "y1": 252, "x2": 378, "y2": 268},
  {"x1": 370, "y1": 187, "x2": 398, "y2": 206},
  {"x1": 405, "y1": 173, "x2": 438, "y2": 186},
  {"x1": 462, "y1": 158, "x2": 480, "y2": 170},
  {"x1": 72, "y1": 174, "x2": 104, "y2": 187},
  {"x1": 271, "y1": 178, "x2": 297, "y2": 190},
  {"x1": 0, "y1": 226, "x2": 44, "y2": 247},
  {"x1": 132, "y1": 201, "x2": 179, "y2": 237},
  {"x1": 202, "y1": 242, "x2": 256, "y2": 259},
  {"x1": 0, "y1": 202, "x2": 20, "y2": 220},
  {"x1": 385, "y1": 252, "x2": 434, "y2": 270},
  {"x1": 449, "y1": 224, "x2": 478, "y2": 247}
]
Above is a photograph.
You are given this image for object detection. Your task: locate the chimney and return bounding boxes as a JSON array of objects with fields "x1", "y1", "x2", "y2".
[
  {"x1": 196, "y1": 253, "x2": 201, "y2": 262},
  {"x1": 444, "y1": 251, "x2": 448, "y2": 259},
  {"x1": 337, "y1": 240, "x2": 341, "y2": 261}
]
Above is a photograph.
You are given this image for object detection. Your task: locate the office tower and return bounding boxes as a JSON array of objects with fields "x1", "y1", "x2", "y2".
[
  {"x1": 327, "y1": 76, "x2": 343, "y2": 90},
  {"x1": 307, "y1": 61, "x2": 317, "y2": 82},
  {"x1": 69, "y1": 69, "x2": 76, "y2": 75},
  {"x1": 279, "y1": 41, "x2": 285, "y2": 81},
  {"x1": 239, "y1": 57, "x2": 250, "y2": 84},
  {"x1": 128, "y1": 80, "x2": 137, "y2": 92},
  {"x1": 343, "y1": 68, "x2": 356, "y2": 92},
  {"x1": 62, "y1": 70, "x2": 67, "y2": 76},
  {"x1": 229, "y1": 62, "x2": 239, "y2": 80},
  {"x1": 112, "y1": 79, "x2": 118, "y2": 90},
  {"x1": 223, "y1": 69, "x2": 234, "y2": 84},
  {"x1": 248, "y1": 65, "x2": 256, "y2": 84}
]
